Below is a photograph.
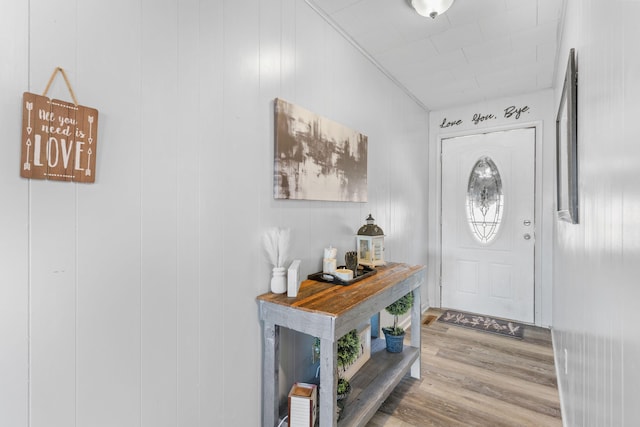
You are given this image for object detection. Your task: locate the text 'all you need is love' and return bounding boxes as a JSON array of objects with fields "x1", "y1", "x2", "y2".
[{"x1": 21, "y1": 92, "x2": 98, "y2": 183}]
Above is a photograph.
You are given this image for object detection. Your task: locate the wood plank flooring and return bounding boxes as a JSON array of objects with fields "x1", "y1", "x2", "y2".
[{"x1": 365, "y1": 308, "x2": 563, "y2": 427}]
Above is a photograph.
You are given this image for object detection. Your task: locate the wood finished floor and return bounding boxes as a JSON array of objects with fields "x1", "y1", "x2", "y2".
[{"x1": 365, "y1": 308, "x2": 563, "y2": 427}]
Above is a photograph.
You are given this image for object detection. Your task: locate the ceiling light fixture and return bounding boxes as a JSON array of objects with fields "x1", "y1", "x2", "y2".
[{"x1": 411, "y1": 0, "x2": 455, "y2": 19}]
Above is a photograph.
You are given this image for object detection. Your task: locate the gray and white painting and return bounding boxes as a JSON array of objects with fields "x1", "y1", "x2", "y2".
[{"x1": 274, "y1": 98, "x2": 367, "y2": 202}]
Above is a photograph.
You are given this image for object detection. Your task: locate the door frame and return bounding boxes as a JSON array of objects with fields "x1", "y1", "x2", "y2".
[{"x1": 430, "y1": 122, "x2": 544, "y2": 325}]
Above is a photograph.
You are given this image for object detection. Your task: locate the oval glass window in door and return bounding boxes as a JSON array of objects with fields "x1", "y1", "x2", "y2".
[{"x1": 466, "y1": 156, "x2": 504, "y2": 243}]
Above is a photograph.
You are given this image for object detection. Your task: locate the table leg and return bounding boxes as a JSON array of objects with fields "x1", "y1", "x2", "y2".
[
  {"x1": 263, "y1": 322, "x2": 280, "y2": 426},
  {"x1": 410, "y1": 287, "x2": 421, "y2": 379},
  {"x1": 319, "y1": 337, "x2": 337, "y2": 427}
]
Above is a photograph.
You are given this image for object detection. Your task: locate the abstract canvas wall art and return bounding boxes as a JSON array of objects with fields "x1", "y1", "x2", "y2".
[{"x1": 274, "y1": 98, "x2": 367, "y2": 202}]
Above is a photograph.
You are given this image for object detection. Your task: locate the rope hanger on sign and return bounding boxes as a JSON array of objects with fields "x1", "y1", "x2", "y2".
[{"x1": 42, "y1": 67, "x2": 79, "y2": 106}]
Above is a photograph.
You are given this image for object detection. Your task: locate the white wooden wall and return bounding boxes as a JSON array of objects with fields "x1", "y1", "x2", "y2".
[
  {"x1": 552, "y1": 1, "x2": 640, "y2": 425},
  {"x1": 0, "y1": 0, "x2": 428, "y2": 426}
]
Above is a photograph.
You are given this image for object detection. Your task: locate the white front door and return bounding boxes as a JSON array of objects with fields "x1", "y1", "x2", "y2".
[{"x1": 441, "y1": 128, "x2": 535, "y2": 323}]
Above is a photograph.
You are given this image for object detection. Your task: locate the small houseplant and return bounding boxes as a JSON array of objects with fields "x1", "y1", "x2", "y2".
[
  {"x1": 312, "y1": 329, "x2": 360, "y2": 370},
  {"x1": 336, "y1": 377, "x2": 351, "y2": 420},
  {"x1": 337, "y1": 329, "x2": 360, "y2": 370},
  {"x1": 336, "y1": 377, "x2": 351, "y2": 397},
  {"x1": 382, "y1": 292, "x2": 414, "y2": 353}
]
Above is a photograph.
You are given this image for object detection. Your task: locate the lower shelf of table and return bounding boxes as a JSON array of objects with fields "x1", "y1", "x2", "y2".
[{"x1": 337, "y1": 338, "x2": 419, "y2": 427}]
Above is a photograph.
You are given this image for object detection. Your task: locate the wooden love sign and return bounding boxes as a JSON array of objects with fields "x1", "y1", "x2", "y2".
[{"x1": 20, "y1": 68, "x2": 99, "y2": 183}]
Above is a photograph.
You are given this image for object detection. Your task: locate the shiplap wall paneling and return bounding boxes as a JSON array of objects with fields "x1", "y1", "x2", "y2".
[
  {"x1": 552, "y1": 1, "x2": 640, "y2": 425},
  {"x1": 0, "y1": 1, "x2": 29, "y2": 425},
  {"x1": 29, "y1": 0, "x2": 78, "y2": 425},
  {"x1": 295, "y1": 3, "x2": 329, "y2": 113},
  {"x1": 262, "y1": 1, "x2": 299, "y2": 404},
  {"x1": 140, "y1": 0, "x2": 179, "y2": 425},
  {"x1": 75, "y1": 0, "x2": 143, "y2": 424},
  {"x1": 388, "y1": 97, "x2": 427, "y2": 268},
  {"x1": 177, "y1": 0, "x2": 201, "y2": 424},
  {"x1": 621, "y1": 6, "x2": 640, "y2": 423},
  {"x1": 219, "y1": 1, "x2": 265, "y2": 422},
  {"x1": 258, "y1": 0, "x2": 283, "y2": 228},
  {"x1": 197, "y1": 0, "x2": 226, "y2": 424}
]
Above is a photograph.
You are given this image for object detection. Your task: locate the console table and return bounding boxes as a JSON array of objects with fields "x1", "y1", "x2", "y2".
[{"x1": 257, "y1": 262, "x2": 425, "y2": 427}]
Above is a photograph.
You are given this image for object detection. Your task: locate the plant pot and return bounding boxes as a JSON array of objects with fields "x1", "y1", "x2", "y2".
[
  {"x1": 336, "y1": 391, "x2": 350, "y2": 421},
  {"x1": 336, "y1": 378, "x2": 351, "y2": 420},
  {"x1": 382, "y1": 327, "x2": 405, "y2": 353},
  {"x1": 336, "y1": 397, "x2": 347, "y2": 421}
]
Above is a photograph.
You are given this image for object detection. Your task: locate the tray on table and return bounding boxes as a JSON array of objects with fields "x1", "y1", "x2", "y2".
[{"x1": 307, "y1": 265, "x2": 377, "y2": 286}]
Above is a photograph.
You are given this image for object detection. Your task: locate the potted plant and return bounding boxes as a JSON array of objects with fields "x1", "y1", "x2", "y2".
[
  {"x1": 382, "y1": 292, "x2": 414, "y2": 353},
  {"x1": 336, "y1": 377, "x2": 351, "y2": 398},
  {"x1": 336, "y1": 377, "x2": 351, "y2": 420},
  {"x1": 312, "y1": 329, "x2": 360, "y2": 370},
  {"x1": 337, "y1": 329, "x2": 360, "y2": 370}
]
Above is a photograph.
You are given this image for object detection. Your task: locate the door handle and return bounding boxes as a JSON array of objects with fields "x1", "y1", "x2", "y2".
[{"x1": 523, "y1": 233, "x2": 531, "y2": 240}]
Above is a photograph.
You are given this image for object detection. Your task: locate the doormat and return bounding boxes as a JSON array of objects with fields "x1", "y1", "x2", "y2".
[{"x1": 437, "y1": 310, "x2": 525, "y2": 339}]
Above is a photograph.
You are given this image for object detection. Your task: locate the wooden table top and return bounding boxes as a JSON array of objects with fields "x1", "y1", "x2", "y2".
[{"x1": 256, "y1": 262, "x2": 425, "y2": 318}]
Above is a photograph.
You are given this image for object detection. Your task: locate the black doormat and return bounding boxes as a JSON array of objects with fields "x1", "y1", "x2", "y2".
[{"x1": 437, "y1": 310, "x2": 525, "y2": 339}]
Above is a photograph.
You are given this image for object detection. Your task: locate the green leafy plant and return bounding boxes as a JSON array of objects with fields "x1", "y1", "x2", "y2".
[
  {"x1": 337, "y1": 329, "x2": 360, "y2": 368},
  {"x1": 384, "y1": 292, "x2": 414, "y2": 336},
  {"x1": 313, "y1": 329, "x2": 361, "y2": 368},
  {"x1": 337, "y1": 377, "x2": 351, "y2": 396}
]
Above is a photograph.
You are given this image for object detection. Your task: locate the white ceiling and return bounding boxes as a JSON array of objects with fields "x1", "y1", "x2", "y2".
[{"x1": 308, "y1": 0, "x2": 565, "y2": 111}]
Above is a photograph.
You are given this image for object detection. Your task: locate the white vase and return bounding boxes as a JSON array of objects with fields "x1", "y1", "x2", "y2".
[{"x1": 270, "y1": 267, "x2": 287, "y2": 294}]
